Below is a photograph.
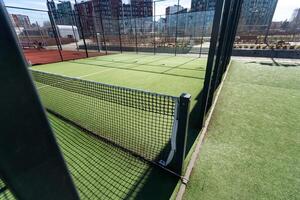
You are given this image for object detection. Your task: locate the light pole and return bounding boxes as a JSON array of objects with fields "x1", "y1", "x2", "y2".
[
  {"x1": 152, "y1": 0, "x2": 166, "y2": 54},
  {"x1": 130, "y1": 0, "x2": 138, "y2": 53},
  {"x1": 174, "y1": 0, "x2": 180, "y2": 56},
  {"x1": 199, "y1": 0, "x2": 208, "y2": 57}
]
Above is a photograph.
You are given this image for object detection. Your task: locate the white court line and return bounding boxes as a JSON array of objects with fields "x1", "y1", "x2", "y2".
[{"x1": 36, "y1": 67, "x2": 113, "y2": 90}]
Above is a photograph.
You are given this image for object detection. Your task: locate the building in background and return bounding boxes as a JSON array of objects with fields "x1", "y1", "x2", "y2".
[
  {"x1": 190, "y1": 0, "x2": 216, "y2": 12},
  {"x1": 131, "y1": 0, "x2": 153, "y2": 18},
  {"x1": 57, "y1": 1, "x2": 74, "y2": 25},
  {"x1": 289, "y1": 8, "x2": 300, "y2": 32},
  {"x1": 238, "y1": 0, "x2": 278, "y2": 34},
  {"x1": 74, "y1": 0, "x2": 95, "y2": 37},
  {"x1": 166, "y1": 5, "x2": 184, "y2": 16},
  {"x1": 92, "y1": 0, "x2": 122, "y2": 36},
  {"x1": 47, "y1": 0, "x2": 60, "y2": 24},
  {"x1": 165, "y1": 5, "x2": 185, "y2": 36},
  {"x1": 10, "y1": 14, "x2": 31, "y2": 28}
]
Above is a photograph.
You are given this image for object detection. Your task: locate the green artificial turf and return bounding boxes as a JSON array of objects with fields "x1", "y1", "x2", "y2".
[
  {"x1": 28, "y1": 53, "x2": 206, "y2": 199},
  {"x1": 32, "y1": 54, "x2": 206, "y2": 109},
  {"x1": 48, "y1": 113, "x2": 178, "y2": 199},
  {"x1": 183, "y1": 60, "x2": 300, "y2": 200}
]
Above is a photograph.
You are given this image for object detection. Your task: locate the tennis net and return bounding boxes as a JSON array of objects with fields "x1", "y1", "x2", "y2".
[{"x1": 30, "y1": 69, "x2": 190, "y2": 176}]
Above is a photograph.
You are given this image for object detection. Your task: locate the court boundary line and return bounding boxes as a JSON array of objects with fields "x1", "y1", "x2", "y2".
[
  {"x1": 70, "y1": 61, "x2": 205, "y2": 80},
  {"x1": 35, "y1": 68, "x2": 114, "y2": 89},
  {"x1": 88, "y1": 55, "x2": 205, "y2": 71}
]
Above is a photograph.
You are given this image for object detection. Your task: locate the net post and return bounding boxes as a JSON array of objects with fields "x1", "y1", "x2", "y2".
[{"x1": 170, "y1": 93, "x2": 191, "y2": 175}]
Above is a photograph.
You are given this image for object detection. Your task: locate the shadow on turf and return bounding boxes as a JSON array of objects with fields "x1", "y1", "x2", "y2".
[
  {"x1": 49, "y1": 112, "x2": 180, "y2": 200},
  {"x1": 246, "y1": 59, "x2": 299, "y2": 68},
  {"x1": 185, "y1": 90, "x2": 204, "y2": 155},
  {"x1": 47, "y1": 92, "x2": 205, "y2": 199}
]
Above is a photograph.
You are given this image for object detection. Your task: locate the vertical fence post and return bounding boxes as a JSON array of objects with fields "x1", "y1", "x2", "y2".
[
  {"x1": 117, "y1": 13, "x2": 123, "y2": 53},
  {"x1": 36, "y1": 21, "x2": 46, "y2": 47},
  {"x1": 206, "y1": 0, "x2": 232, "y2": 110},
  {"x1": 174, "y1": 0, "x2": 180, "y2": 56},
  {"x1": 99, "y1": 9, "x2": 107, "y2": 55},
  {"x1": 168, "y1": 93, "x2": 190, "y2": 175},
  {"x1": 74, "y1": 0, "x2": 89, "y2": 58},
  {"x1": 199, "y1": 0, "x2": 208, "y2": 58},
  {"x1": 91, "y1": 1, "x2": 100, "y2": 53},
  {"x1": 198, "y1": 0, "x2": 225, "y2": 127},
  {"x1": 0, "y1": 3, "x2": 80, "y2": 198},
  {"x1": 70, "y1": 12, "x2": 79, "y2": 51},
  {"x1": 47, "y1": 10, "x2": 63, "y2": 61},
  {"x1": 153, "y1": 1, "x2": 156, "y2": 54},
  {"x1": 135, "y1": 17, "x2": 138, "y2": 53}
]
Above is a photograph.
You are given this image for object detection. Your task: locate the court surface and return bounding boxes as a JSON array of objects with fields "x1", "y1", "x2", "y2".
[{"x1": 29, "y1": 53, "x2": 207, "y2": 199}]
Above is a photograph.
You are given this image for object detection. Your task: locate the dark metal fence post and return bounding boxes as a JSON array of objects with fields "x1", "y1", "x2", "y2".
[
  {"x1": 0, "y1": 2, "x2": 80, "y2": 198},
  {"x1": 70, "y1": 12, "x2": 79, "y2": 51},
  {"x1": 135, "y1": 17, "x2": 138, "y2": 53},
  {"x1": 174, "y1": 0, "x2": 180, "y2": 56},
  {"x1": 47, "y1": 10, "x2": 63, "y2": 61},
  {"x1": 168, "y1": 93, "x2": 190, "y2": 175},
  {"x1": 99, "y1": 9, "x2": 107, "y2": 54},
  {"x1": 74, "y1": 0, "x2": 89, "y2": 58},
  {"x1": 199, "y1": 0, "x2": 208, "y2": 58},
  {"x1": 91, "y1": 1, "x2": 100, "y2": 53},
  {"x1": 153, "y1": 1, "x2": 156, "y2": 54},
  {"x1": 36, "y1": 21, "x2": 46, "y2": 47},
  {"x1": 117, "y1": 14, "x2": 123, "y2": 53},
  {"x1": 198, "y1": 0, "x2": 225, "y2": 127},
  {"x1": 206, "y1": 0, "x2": 232, "y2": 110}
]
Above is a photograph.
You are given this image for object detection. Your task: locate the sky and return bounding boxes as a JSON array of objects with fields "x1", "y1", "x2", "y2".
[{"x1": 3, "y1": 0, "x2": 300, "y2": 21}]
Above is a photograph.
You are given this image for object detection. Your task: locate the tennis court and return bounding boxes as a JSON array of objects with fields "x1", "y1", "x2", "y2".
[
  {"x1": 29, "y1": 53, "x2": 207, "y2": 199},
  {"x1": 32, "y1": 53, "x2": 207, "y2": 108},
  {"x1": 24, "y1": 49, "x2": 106, "y2": 65}
]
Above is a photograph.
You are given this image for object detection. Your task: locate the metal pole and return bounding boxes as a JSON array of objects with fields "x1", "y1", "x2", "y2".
[
  {"x1": 70, "y1": 12, "x2": 79, "y2": 51},
  {"x1": 199, "y1": 0, "x2": 208, "y2": 57},
  {"x1": 130, "y1": 0, "x2": 138, "y2": 53},
  {"x1": 23, "y1": 25, "x2": 32, "y2": 46},
  {"x1": 47, "y1": 4, "x2": 63, "y2": 61},
  {"x1": 74, "y1": 0, "x2": 88, "y2": 58},
  {"x1": 116, "y1": 4, "x2": 123, "y2": 53},
  {"x1": 98, "y1": 6, "x2": 107, "y2": 54},
  {"x1": 91, "y1": 1, "x2": 100, "y2": 52},
  {"x1": 153, "y1": 1, "x2": 156, "y2": 54},
  {"x1": 36, "y1": 21, "x2": 46, "y2": 48},
  {"x1": 174, "y1": 0, "x2": 180, "y2": 56},
  {"x1": 198, "y1": 0, "x2": 225, "y2": 127},
  {"x1": 0, "y1": 2, "x2": 80, "y2": 198},
  {"x1": 167, "y1": 93, "x2": 190, "y2": 175},
  {"x1": 50, "y1": 0, "x2": 63, "y2": 51}
]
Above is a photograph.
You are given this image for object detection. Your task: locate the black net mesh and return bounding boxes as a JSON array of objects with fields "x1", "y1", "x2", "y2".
[{"x1": 31, "y1": 69, "x2": 179, "y2": 166}]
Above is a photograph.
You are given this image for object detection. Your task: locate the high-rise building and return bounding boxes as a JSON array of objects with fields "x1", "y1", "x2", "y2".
[
  {"x1": 57, "y1": 1, "x2": 74, "y2": 25},
  {"x1": 74, "y1": 1, "x2": 95, "y2": 37},
  {"x1": 238, "y1": 0, "x2": 278, "y2": 33},
  {"x1": 47, "y1": 0, "x2": 60, "y2": 24},
  {"x1": 92, "y1": 0, "x2": 122, "y2": 35},
  {"x1": 131, "y1": 0, "x2": 153, "y2": 18},
  {"x1": 166, "y1": 5, "x2": 184, "y2": 16},
  {"x1": 191, "y1": 0, "x2": 216, "y2": 12}
]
